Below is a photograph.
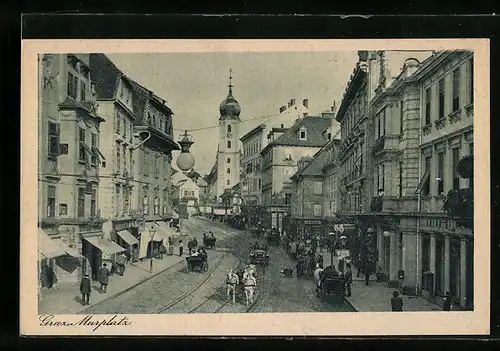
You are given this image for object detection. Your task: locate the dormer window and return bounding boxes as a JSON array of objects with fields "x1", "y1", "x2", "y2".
[
  {"x1": 299, "y1": 127, "x2": 307, "y2": 140},
  {"x1": 325, "y1": 128, "x2": 332, "y2": 141}
]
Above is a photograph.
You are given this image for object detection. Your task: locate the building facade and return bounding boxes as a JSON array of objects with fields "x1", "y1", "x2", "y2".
[
  {"x1": 240, "y1": 124, "x2": 266, "y2": 206},
  {"x1": 38, "y1": 54, "x2": 108, "y2": 285},
  {"x1": 127, "y1": 78, "x2": 180, "y2": 260}
]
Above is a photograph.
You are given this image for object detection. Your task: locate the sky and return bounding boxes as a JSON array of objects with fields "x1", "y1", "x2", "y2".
[{"x1": 107, "y1": 51, "x2": 360, "y2": 175}]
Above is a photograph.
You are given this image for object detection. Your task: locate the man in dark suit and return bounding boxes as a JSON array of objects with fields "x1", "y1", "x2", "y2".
[
  {"x1": 391, "y1": 291, "x2": 404, "y2": 311},
  {"x1": 80, "y1": 273, "x2": 92, "y2": 305}
]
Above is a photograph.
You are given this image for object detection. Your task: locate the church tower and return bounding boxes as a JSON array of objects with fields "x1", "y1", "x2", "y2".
[{"x1": 216, "y1": 69, "x2": 241, "y2": 200}]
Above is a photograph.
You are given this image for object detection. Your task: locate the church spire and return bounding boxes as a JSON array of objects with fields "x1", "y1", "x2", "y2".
[{"x1": 228, "y1": 68, "x2": 233, "y2": 94}]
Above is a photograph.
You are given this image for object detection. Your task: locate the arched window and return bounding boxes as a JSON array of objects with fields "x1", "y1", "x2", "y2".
[
  {"x1": 227, "y1": 157, "x2": 231, "y2": 163},
  {"x1": 227, "y1": 179, "x2": 231, "y2": 186},
  {"x1": 227, "y1": 140, "x2": 232, "y2": 148},
  {"x1": 227, "y1": 124, "x2": 232, "y2": 133},
  {"x1": 227, "y1": 168, "x2": 231, "y2": 174}
]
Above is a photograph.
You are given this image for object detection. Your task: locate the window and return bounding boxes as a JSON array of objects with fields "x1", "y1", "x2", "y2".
[
  {"x1": 152, "y1": 113, "x2": 156, "y2": 128},
  {"x1": 48, "y1": 121, "x2": 60, "y2": 157},
  {"x1": 378, "y1": 163, "x2": 385, "y2": 192},
  {"x1": 452, "y1": 148, "x2": 460, "y2": 190},
  {"x1": 154, "y1": 197, "x2": 160, "y2": 215},
  {"x1": 124, "y1": 120, "x2": 127, "y2": 138},
  {"x1": 116, "y1": 141, "x2": 121, "y2": 172},
  {"x1": 469, "y1": 57, "x2": 474, "y2": 104},
  {"x1": 438, "y1": 79, "x2": 445, "y2": 119},
  {"x1": 79, "y1": 128, "x2": 86, "y2": 161},
  {"x1": 116, "y1": 111, "x2": 121, "y2": 133},
  {"x1": 452, "y1": 68, "x2": 461, "y2": 112},
  {"x1": 313, "y1": 204, "x2": 322, "y2": 217},
  {"x1": 376, "y1": 114, "x2": 380, "y2": 139},
  {"x1": 47, "y1": 185, "x2": 56, "y2": 217},
  {"x1": 67, "y1": 72, "x2": 78, "y2": 99},
  {"x1": 155, "y1": 155, "x2": 159, "y2": 177},
  {"x1": 130, "y1": 150, "x2": 133, "y2": 176},
  {"x1": 123, "y1": 145, "x2": 127, "y2": 175},
  {"x1": 258, "y1": 179, "x2": 261, "y2": 189},
  {"x1": 400, "y1": 100, "x2": 404, "y2": 134},
  {"x1": 124, "y1": 186, "x2": 129, "y2": 215},
  {"x1": 120, "y1": 84, "x2": 124, "y2": 98},
  {"x1": 423, "y1": 155, "x2": 431, "y2": 196},
  {"x1": 115, "y1": 185, "x2": 121, "y2": 217},
  {"x1": 299, "y1": 128, "x2": 307, "y2": 140},
  {"x1": 227, "y1": 179, "x2": 231, "y2": 186},
  {"x1": 143, "y1": 195, "x2": 149, "y2": 215},
  {"x1": 228, "y1": 124, "x2": 231, "y2": 133},
  {"x1": 425, "y1": 88, "x2": 432, "y2": 125},
  {"x1": 227, "y1": 168, "x2": 231, "y2": 174},
  {"x1": 80, "y1": 80, "x2": 86, "y2": 101},
  {"x1": 399, "y1": 161, "x2": 403, "y2": 197},
  {"x1": 91, "y1": 133, "x2": 97, "y2": 165},
  {"x1": 77, "y1": 187, "x2": 85, "y2": 218},
  {"x1": 90, "y1": 188, "x2": 96, "y2": 217},
  {"x1": 227, "y1": 140, "x2": 232, "y2": 148},
  {"x1": 59, "y1": 204, "x2": 67, "y2": 216},
  {"x1": 470, "y1": 143, "x2": 474, "y2": 156},
  {"x1": 313, "y1": 181, "x2": 323, "y2": 195},
  {"x1": 284, "y1": 192, "x2": 291, "y2": 204},
  {"x1": 227, "y1": 157, "x2": 231, "y2": 164},
  {"x1": 144, "y1": 152, "x2": 149, "y2": 175},
  {"x1": 437, "y1": 152, "x2": 445, "y2": 194}
]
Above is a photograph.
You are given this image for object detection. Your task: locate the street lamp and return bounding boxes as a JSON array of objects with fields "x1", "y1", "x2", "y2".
[
  {"x1": 176, "y1": 131, "x2": 195, "y2": 172},
  {"x1": 149, "y1": 225, "x2": 156, "y2": 273},
  {"x1": 383, "y1": 230, "x2": 391, "y2": 238}
]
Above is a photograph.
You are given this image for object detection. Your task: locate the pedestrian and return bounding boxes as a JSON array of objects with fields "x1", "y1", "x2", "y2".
[
  {"x1": 159, "y1": 242, "x2": 166, "y2": 259},
  {"x1": 391, "y1": 291, "x2": 403, "y2": 311},
  {"x1": 364, "y1": 260, "x2": 371, "y2": 286},
  {"x1": 313, "y1": 263, "x2": 324, "y2": 295},
  {"x1": 443, "y1": 292, "x2": 452, "y2": 311},
  {"x1": 178, "y1": 240, "x2": 184, "y2": 256},
  {"x1": 79, "y1": 272, "x2": 91, "y2": 305},
  {"x1": 98, "y1": 263, "x2": 110, "y2": 293},
  {"x1": 344, "y1": 263, "x2": 353, "y2": 297}
]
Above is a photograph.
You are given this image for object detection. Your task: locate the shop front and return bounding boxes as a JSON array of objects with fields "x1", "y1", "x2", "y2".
[
  {"x1": 109, "y1": 219, "x2": 140, "y2": 263},
  {"x1": 38, "y1": 227, "x2": 85, "y2": 288},
  {"x1": 293, "y1": 218, "x2": 326, "y2": 239},
  {"x1": 82, "y1": 235, "x2": 126, "y2": 280}
]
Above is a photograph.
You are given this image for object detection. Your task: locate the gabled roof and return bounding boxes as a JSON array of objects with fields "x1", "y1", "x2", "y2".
[
  {"x1": 89, "y1": 54, "x2": 124, "y2": 100},
  {"x1": 264, "y1": 116, "x2": 331, "y2": 150},
  {"x1": 291, "y1": 144, "x2": 330, "y2": 179}
]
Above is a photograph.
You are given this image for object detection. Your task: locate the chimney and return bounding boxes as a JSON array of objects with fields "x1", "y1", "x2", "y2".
[
  {"x1": 303, "y1": 112, "x2": 308, "y2": 118},
  {"x1": 287, "y1": 101, "x2": 292, "y2": 108},
  {"x1": 291, "y1": 99, "x2": 296, "y2": 106},
  {"x1": 331, "y1": 101, "x2": 337, "y2": 115},
  {"x1": 279, "y1": 106, "x2": 284, "y2": 113},
  {"x1": 303, "y1": 98, "x2": 309, "y2": 108},
  {"x1": 280, "y1": 124, "x2": 284, "y2": 128}
]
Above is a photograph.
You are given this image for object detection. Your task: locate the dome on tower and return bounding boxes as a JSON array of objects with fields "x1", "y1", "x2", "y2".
[
  {"x1": 219, "y1": 90, "x2": 241, "y2": 118},
  {"x1": 219, "y1": 69, "x2": 241, "y2": 120}
]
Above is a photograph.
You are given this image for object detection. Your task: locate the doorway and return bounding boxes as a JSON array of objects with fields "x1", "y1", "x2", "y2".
[{"x1": 435, "y1": 238, "x2": 443, "y2": 296}]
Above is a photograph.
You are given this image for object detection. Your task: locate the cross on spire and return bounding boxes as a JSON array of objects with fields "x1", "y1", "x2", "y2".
[{"x1": 228, "y1": 68, "x2": 233, "y2": 93}]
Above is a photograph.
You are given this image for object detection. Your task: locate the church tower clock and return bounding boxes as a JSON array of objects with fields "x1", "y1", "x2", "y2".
[{"x1": 216, "y1": 69, "x2": 241, "y2": 200}]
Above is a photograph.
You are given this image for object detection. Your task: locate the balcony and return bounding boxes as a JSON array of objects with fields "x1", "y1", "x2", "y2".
[{"x1": 40, "y1": 215, "x2": 106, "y2": 227}]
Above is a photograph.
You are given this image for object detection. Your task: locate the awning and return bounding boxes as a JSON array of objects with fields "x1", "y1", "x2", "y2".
[
  {"x1": 38, "y1": 228, "x2": 66, "y2": 259},
  {"x1": 84, "y1": 236, "x2": 126, "y2": 255},
  {"x1": 117, "y1": 230, "x2": 139, "y2": 246},
  {"x1": 415, "y1": 170, "x2": 430, "y2": 194}
]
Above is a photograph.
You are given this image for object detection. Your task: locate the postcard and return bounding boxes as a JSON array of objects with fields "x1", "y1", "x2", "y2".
[{"x1": 21, "y1": 38, "x2": 490, "y2": 336}]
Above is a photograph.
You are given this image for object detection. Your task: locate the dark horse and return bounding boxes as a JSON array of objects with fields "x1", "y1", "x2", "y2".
[{"x1": 188, "y1": 238, "x2": 198, "y2": 255}]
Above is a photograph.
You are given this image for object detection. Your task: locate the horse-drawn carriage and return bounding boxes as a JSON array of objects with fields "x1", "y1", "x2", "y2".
[
  {"x1": 318, "y1": 276, "x2": 346, "y2": 303},
  {"x1": 203, "y1": 235, "x2": 216, "y2": 249},
  {"x1": 186, "y1": 255, "x2": 208, "y2": 272},
  {"x1": 266, "y1": 231, "x2": 280, "y2": 245},
  {"x1": 249, "y1": 245, "x2": 269, "y2": 266}
]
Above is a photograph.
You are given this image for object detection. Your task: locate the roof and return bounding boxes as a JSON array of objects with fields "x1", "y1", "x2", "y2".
[
  {"x1": 89, "y1": 54, "x2": 124, "y2": 100},
  {"x1": 126, "y1": 77, "x2": 173, "y2": 125},
  {"x1": 240, "y1": 123, "x2": 266, "y2": 142},
  {"x1": 291, "y1": 144, "x2": 330, "y2": 179},
  {"x1": 264, "y1": 116, "x2": 331, "y2": 150}
]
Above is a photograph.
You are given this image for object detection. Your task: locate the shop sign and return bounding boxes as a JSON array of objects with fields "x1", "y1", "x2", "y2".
[
  {"x1": 304, "y1": 220, "x2": 322, "y2": 225},
  {"x1": 420, "y1": 217, "x2": 457, "y2": 231}
]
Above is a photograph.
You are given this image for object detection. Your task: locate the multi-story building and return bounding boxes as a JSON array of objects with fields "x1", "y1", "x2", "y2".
[
  {"x1": 260, "y1": 115, "x2": 333, "y2": 230},
  {"x1": 89, "y1": 54, "x2": 142, "y2": 262},
  {"x1": 335, "y1": 50, "x2": 473, "y2": 309},
  {"x1": 290, "y1": 149, "x2": 328, "y2": 238},
  {"x1": 239, "y1": 98, "x2": 311, "y2": 207},
  {"x1": 38, "y1": 54, "x2": 111, "y2": 285},
  {"x1": 126, "y1": 78, "x2": 180, "y2": 260}
]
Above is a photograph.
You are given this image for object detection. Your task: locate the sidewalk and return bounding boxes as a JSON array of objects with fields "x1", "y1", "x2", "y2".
[
  {"x1": 319, "y1": 250, "x2": 450, "y2": 312},
  {"x1": 38, "y1": 226, "x2": 191, "y2": 315}
]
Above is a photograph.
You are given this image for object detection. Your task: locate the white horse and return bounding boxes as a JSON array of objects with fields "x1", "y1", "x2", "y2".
[
  {"x1": 226, "y1": 270, "x2": 239, "y2": 304},
  {"x1": 243, "y1": 271, "x2": 257, "y2": 307}
]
